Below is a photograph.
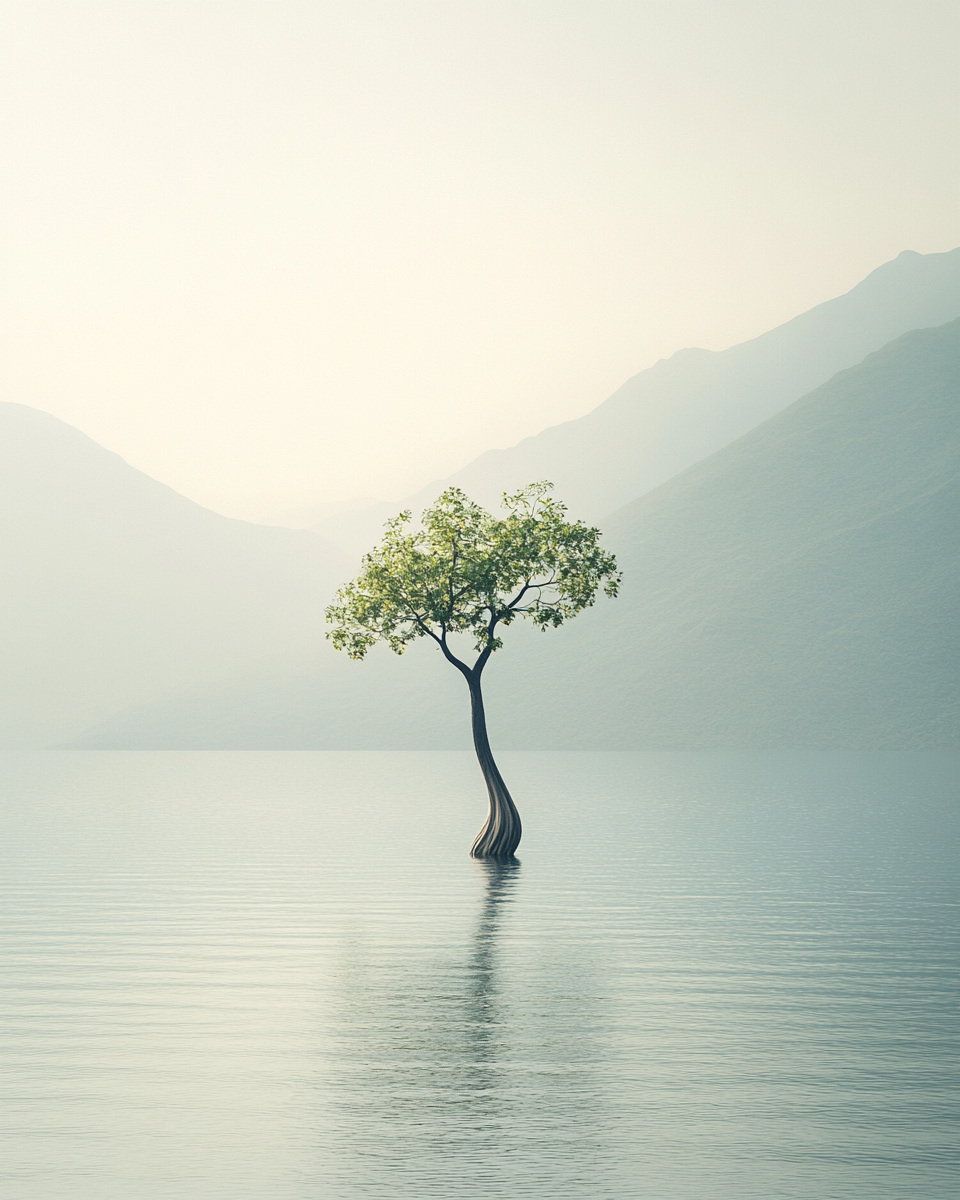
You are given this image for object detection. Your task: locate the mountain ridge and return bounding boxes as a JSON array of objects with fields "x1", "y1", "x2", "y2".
[
  {"x1": 68, "y1": 319, "x2": 959, "y2": 750},
  {"x1": 313, "y1": 248, "x2": 960, "y2": 557},
  {"x1": 0, "y1": 403, "x2": 349, "y2": 747}
]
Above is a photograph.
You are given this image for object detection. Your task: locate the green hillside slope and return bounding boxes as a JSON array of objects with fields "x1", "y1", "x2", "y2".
[
  {"x1": 70, "y1": 320, "x2": 959, "y2": 750},
  {"x1": 0, "y1": 404, "x2": 348, "y2": 747},
  {"x1": 490, "y1": 319, "x2": 958, "y2": 748}
]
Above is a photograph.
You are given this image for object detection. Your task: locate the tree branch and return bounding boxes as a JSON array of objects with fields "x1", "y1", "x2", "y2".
[
  {"x1": 413, "y1": 615, "x2": 443, "y2": 646},
  {"x1": 438, "y1": 626, "x2": 472, "y2": 678},
  {"x1": 505, "y1": 573, "x2": 559, "y2": 611},
  {"x1": 472, "y1": 606, "x2": 501, "y2": 678}
]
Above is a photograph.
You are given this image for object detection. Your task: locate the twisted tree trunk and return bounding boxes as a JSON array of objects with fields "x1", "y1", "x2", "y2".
[{"x1": 467, "y1": 672, "x2": 521, "y2": 859}]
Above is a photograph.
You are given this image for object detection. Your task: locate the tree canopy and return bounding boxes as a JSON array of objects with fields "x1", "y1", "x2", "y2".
[
  {"x1": 325, "y1": 481, "x2": 621, "y2": 672},
  {"x1": 325, "y1": 480, "x2": 620, "y2": 858}
]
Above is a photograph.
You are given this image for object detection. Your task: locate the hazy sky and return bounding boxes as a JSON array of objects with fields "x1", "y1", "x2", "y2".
[{"x1": 2, "y1": 0, "x2": 957, "y2": 521}]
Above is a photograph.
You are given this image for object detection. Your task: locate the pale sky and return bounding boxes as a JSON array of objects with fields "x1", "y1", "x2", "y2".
[{"x1": 2, "y1": 0, "x2": 957, "y2": 521}]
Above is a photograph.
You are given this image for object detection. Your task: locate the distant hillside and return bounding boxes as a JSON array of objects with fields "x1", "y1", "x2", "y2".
[
  {"x1": 71, "y1": 320, "x2": 959, "y2": 750},
  {"x1": 314, "y1": 248, "x2": 960, "y2": 558},
  {"x1": 0, "y1": 405, "x2": 348, "y2": 747},
  {"x1": 499, "y1": 318, "x2": 959, "y2": 749}
]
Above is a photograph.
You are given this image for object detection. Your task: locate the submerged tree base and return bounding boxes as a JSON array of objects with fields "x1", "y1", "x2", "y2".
[
  {"x1": 470, "y1": 779, "x2": 522, "y2": 859},
  {"x1": 467, "y1": 679, "x2": 522, "y2": 859}
]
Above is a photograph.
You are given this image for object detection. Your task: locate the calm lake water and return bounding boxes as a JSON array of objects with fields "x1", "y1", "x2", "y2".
[{"x1": 1, "y1": 750, "x2": 957, "y2": 1199}]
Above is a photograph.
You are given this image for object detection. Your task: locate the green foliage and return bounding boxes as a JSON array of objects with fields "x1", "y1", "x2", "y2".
[{"x1": 325, "y1": 482, "x2": 621, "y2": 667}]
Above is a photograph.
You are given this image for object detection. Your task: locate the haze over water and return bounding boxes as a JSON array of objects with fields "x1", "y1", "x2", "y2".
[{"x1": 1, "y1": 750, "x2": 956, "y2": 1198}]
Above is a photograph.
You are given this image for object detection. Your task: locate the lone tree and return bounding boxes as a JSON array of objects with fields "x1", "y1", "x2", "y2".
[{"x1": 325, "y1": 482, "x2": 620, "y2": 858}]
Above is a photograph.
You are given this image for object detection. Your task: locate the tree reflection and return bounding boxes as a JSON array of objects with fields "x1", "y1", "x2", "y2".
[
  {"x1": 463, "y1": 858, "x2": 521, "y2": 1089},
  {"x1": 314, "y1": 859, "x2": 526, "y2": 1189}
]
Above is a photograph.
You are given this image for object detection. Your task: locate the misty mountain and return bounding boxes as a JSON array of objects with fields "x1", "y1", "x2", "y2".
[
  {"x1": 0, "y1": 404, "x2": 349, "y2": 747},
  {"x1": 71, "y1": 320, "x2": 959, "y2": 750},
  {"x1": 314, "y1": 248, "x2": 960, "y2": 558}
]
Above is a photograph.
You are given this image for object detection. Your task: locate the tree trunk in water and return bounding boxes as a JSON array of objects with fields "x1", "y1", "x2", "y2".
[{"x1": 467, "y1": 673, "x2": 521, "y2": 858}]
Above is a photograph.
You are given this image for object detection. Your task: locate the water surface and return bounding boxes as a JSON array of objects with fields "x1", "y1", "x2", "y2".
[{"x1": 2, "y1": 750, "x2": 957, "y2": 1198}]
